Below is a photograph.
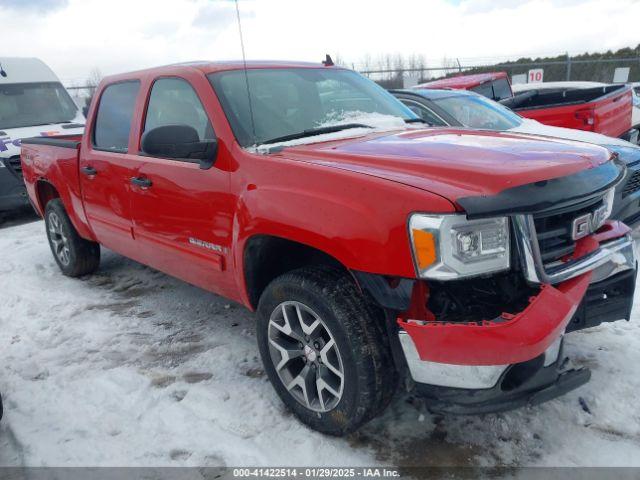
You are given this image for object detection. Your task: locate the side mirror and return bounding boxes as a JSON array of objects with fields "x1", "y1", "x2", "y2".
[{"x1": 141, "y1": 124, "x2": 218, "y2": 170}]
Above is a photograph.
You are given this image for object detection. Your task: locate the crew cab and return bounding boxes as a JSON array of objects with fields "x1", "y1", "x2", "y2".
[
  {"x1": 21, "y1": 61, "x2": 636, "y2": 435},
  {"x1": 415, "y1": 72, "x2": 634, "y2": 140},
  {"x1": 391, "y1": 88, "x2": 640, "y2": 228},
  {"x1": 0, "y1": 57, "x2": 84, "y2": 220}
]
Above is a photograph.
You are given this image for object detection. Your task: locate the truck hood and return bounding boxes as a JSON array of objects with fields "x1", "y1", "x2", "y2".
[
  {"x1": 277, "y1": 128, "x2": 612, "y2": 205},
  {"x1": 0, "y1": 122, "x2": 84, "y2": 159}
]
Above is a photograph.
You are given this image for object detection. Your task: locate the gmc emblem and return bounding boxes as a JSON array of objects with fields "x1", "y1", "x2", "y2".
[{"x1": 571, "y1": 205, "x2": 608, "y2": 240}]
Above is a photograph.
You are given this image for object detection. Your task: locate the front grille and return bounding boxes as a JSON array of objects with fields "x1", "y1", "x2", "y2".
[
  {"x1": 622, "y1": 169, "x2": 640, "y2": 197},
  {"x1": 6, "y1": 155, "x2": 23, "y2": 179},
  {"x1": 533, "y1": 197, "x2": 604, "y2": 264}
]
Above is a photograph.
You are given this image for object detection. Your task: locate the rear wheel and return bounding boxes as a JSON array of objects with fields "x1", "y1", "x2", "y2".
[
  {"x1": 257, "y1": 266, "x2": 396, "y2": 435},
  {"x1": 45, "y1": 199, "x2": 100, "y2": 277}
]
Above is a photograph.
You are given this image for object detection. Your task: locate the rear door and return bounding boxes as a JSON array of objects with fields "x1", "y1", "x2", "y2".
[
  {"x1": 80, "y1": 81, "x2": 145, "y2": 255},
  {"x1": 129, "y1": 75, "x2": 235, "y2": 297}
]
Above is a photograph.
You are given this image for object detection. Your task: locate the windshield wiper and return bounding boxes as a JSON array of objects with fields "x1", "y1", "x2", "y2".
[{"x1": 260, "y1": 123, "x2": 373, "y2": 145}]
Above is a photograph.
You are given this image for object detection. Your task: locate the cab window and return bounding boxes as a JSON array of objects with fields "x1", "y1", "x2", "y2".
[
  {"x1": 144, "y1": 78, "x2": 214, "y2": 141},
  {"x1": 492, "y1": 79, "x2": 513, "y2": 101},
  {"x1": 93, "y1": 81, "x2": 140, "y2": 152}
]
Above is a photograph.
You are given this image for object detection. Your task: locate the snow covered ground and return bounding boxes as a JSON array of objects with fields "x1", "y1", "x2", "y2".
[{"x1": 1, "y1": 216, "x2": 640, "y2": 468}]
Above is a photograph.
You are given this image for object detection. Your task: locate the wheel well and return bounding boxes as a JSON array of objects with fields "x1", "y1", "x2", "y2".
[
  {"x1": 244, "y1": 235, "x2": 345, "y2": 309},
  {"x1": 35, "y1": 181, "x2": 60, "y2": 212}
]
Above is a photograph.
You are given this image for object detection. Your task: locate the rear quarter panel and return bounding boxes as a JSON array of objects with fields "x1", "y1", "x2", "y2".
[
  {"x1": 21, "y1": 138, "x2": 96, "y2": 241},
  {"x1": 517, "y1": 103, "x2": 586, "y2": 131}
]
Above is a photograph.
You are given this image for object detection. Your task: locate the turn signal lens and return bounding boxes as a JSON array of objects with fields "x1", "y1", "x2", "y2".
[
  {"x1": 409, "y1": 214, "x2": 510, "y2": 280},
  {"x1": 412, "y1": 229, "x2": 437, "y2": 269}
]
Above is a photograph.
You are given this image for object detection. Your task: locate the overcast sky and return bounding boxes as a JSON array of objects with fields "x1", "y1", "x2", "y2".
[{"x1": 1, "y1": 0, "x2": 639, "y2": 85}]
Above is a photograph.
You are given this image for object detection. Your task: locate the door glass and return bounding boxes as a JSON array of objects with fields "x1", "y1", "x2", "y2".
[
  {"x1": 144, "y1": 78, "x2": 214, "y2": 141},
  {"x1": 470, "y1": 82, "x2": 494, "y2": 99},
  {"x1": 93, "y1": 81, "x2": 140, "y2": 152},
  {"x1": 399, "y1": 99, "x2": 448, "y2": 126},
  {"x1": 492, "y1": 79, "x2": 513, "y2": 101}
]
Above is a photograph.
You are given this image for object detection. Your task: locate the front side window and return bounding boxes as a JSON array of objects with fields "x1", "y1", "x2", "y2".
[
  {"x1": 0, "y1": 82, "x2": 78, "y2": 130},
  {"x1": 431, "y1": 93, "x2": 522, "y2": 130},
  {"x1": 209, "y1": 68, "x2": 417, "y2": 147},
  {"x1": 399, "y1": 99, "x2": 448, "y2": 126},
  {"x1": 93, "y1": 81, "x2": 140, "y2": 152},
  {"x1": 144, "y1": 78, "x2": 213, "y2": 141}
]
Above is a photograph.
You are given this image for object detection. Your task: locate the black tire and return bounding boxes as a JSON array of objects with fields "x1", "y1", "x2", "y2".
[
  {"x1": 44, "y1": 199, "x2": 100, "y2": 277},
  {"x1": 257, "y1": 265, "x2": 396, "y2": 435}
]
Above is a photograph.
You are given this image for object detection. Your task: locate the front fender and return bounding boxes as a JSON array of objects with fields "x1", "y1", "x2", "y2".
[{"x1": 230, "y1": 153, "x2": 456, "y2": 308}]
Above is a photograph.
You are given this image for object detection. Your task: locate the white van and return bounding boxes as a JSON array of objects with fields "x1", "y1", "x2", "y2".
[{"x1": 0, "y1": 57, "x2": 84, "y2": 217}]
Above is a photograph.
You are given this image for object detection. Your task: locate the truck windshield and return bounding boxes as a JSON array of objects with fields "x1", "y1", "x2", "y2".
[
  {"x1": 431, "y1": 93, "x2": 523, "y2": 130},
  {"x1": 0, "y1": 82, "x2": 79, "y2": 130},
  {"x1": 208, "y1": 68, "x2": 418, "y2": 147}
]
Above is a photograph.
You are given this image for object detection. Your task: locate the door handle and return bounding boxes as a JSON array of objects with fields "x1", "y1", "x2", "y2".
[
  {"x1": 81, "y1": 166, "x2": 97, "y2": 176},
  {"x1": 130, "y1": 176, "x2": 152, "y2": 188}
]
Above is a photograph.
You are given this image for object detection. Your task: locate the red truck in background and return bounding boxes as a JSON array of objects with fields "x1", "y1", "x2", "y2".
[
  {"x1": 20, "y1": 61, "x2": 636, "y2": 435},
  {"x1": 415, "y1": 72, "x2": 634, "y2": 140}
]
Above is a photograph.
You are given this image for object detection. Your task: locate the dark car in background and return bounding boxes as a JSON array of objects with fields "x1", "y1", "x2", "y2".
[
  {"x1": 391, "y1": 88, "x2": 640, "y2": 228},
  {"x1": 413, "y1": 72, "x2": 635, "y2": 141}
]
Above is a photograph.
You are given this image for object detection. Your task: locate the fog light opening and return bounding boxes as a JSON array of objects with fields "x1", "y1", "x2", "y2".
[{"x1": 500, "y1": 354, "x2": 545, "y2": 392}]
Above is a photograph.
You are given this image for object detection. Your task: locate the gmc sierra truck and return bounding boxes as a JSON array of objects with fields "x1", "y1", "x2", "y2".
[{"x1": 20, "y1": 61, "x2": 636, "y2": 435}]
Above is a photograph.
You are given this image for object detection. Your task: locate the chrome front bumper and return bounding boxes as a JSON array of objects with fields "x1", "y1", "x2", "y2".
[{"x1": 399, "y1": 332, "x2": 564, "y2": 389}]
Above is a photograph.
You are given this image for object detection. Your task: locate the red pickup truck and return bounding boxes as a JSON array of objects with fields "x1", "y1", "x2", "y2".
[
  {"x1": 20, "y1": 61, "x2": 636, "y2": 435},
  {"x1": 416, "y1": 72, "x2": 634, "y2": 140}
]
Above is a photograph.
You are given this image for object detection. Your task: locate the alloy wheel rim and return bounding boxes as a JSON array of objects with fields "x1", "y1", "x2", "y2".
[
  {"x1": 267, "y1": 301, "x2": 344, "y2": 413},
  {"x1": 48, "y1": 212, "x2": 71, "y2": 266}
]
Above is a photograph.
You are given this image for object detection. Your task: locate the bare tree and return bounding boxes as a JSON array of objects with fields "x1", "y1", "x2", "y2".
[{"x1": 83, "y1": 68, "x2": 103, "y2": 117}]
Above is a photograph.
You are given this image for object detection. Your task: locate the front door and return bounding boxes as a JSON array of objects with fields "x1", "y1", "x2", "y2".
[{"x1": 129, "y1": 77, "x2": 235, "y2": 297}]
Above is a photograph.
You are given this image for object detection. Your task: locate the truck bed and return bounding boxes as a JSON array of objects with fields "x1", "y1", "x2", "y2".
[
  {"x1": 20, "y1": 134, "x2": 87, "y2": 229},
  {"x1": 503, "y1": 85, "x2": 632, "y2": 138}
]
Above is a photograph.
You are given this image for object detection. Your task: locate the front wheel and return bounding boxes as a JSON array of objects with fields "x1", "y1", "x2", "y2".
[
  {"x1": 45, "y1": 199, "x2": 100, "y2": 277},
  {"x1": 257, "y1": 266, "x2": 396, "y2": 435}
]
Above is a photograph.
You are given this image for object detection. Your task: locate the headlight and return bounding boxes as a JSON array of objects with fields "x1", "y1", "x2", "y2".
[{"x1": 409, "y1": 214, "x2": 510, "y2": 280}]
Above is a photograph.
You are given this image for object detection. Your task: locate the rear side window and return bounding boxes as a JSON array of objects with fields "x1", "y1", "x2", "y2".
[
  {"x1": 470, "y1": 82, "x2": 493, "y2": 99},
  {"x1": 93, "y1": 81, "x2": 140, "y2": 152},
  {"x1": 144, "y1": 78, "x2": 214, "y2": 141},
  {"x1": 492, "y1": 79, "x2": 512, "y2": 101},
  {"x1": 471, "y1": 79, "x2": 512, "y2": 101}
]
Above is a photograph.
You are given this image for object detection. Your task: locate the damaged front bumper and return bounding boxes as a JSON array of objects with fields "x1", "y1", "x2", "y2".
[
  {"x1": 396, "y1": 223, "x2": 636, "y2": 413},
  {"x1": 408, "y1": 337, "x2": 592, "y2": 415}
]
